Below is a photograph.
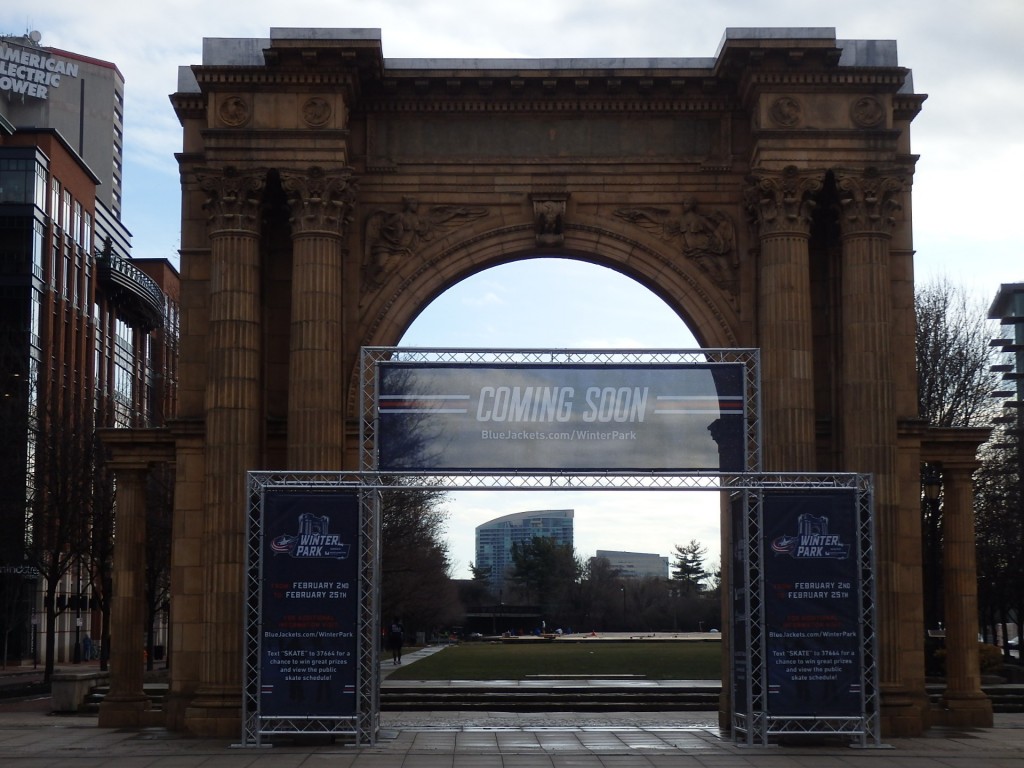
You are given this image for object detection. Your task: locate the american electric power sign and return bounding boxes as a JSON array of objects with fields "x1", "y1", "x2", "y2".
[
  {"x1": 376, "y1": 362, "x2": 746, "y2": 472},
  {"x1": 0, "y1": 42, "x2": 79, "y2": 101}
]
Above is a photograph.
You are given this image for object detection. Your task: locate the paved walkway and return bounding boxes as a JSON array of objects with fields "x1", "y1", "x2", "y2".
[{"x1": 1, "y1": 647, "x2": 1022, "y2": 767}]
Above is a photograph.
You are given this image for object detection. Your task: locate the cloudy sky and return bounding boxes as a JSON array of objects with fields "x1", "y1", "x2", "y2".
[{"x1": 7, "y1": 1, "x2": 1021, "y2": 577}]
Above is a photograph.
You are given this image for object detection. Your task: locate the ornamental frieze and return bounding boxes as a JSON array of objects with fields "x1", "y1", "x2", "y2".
[
  {"x1": 613, "y1": 199, "x2": 737, "y2": 287},
  {"x1": 362, "y1": 198, "x2": 488, "y2": 288}
]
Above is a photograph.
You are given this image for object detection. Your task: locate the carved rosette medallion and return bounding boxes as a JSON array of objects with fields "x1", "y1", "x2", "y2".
[
  {"x1": 851, "y1": 96, "x2": 885, "y2": 128},
  {"x1": 744, "y1": 166, "x2": 822, "y2": 237},
  {"x1": 303, "y1": 97, "x2": 332, "y2": 128},
  {"x1": 196, "y1": 166, "x2": 266, "y2": 233},
  {"x1": 280, "y1": 166, "x2": 358, "y2": 236},
  {"x1": 768, "y1": 96, "x2": 802, "y2": 128},
  {"x1": 218, "y1": 96, "x2": 250, "y2": 127}
]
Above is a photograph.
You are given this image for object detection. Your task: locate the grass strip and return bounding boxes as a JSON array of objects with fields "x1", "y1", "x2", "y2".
[{"x1": 387, "y1": 640, "x2": 722, "y2": 680}]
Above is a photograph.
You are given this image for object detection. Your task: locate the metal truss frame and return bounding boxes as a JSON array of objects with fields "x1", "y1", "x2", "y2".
[
  {"x1": 730, "y1": 474, "x2": 880, "y2": 748},
  {"x1": 242, "y1": 472, "x2": 380, "y2": 747},
  {"x1": 358, "y1": 347, "x2": 763, "y2": 475},
  {"x1": 231, "y1": 347, "x2": 877, "y2": 748}
]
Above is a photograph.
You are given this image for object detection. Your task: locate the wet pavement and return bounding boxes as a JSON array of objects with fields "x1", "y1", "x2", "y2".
[{"x1": 1, "y1": 647, "x2": 1023, "y2": 767}]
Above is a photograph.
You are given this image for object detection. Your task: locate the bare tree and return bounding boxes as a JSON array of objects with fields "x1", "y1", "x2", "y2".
[
  {"x1": 27, "y1": 396, "x2": 96, "y2": 681},
  {"x1": 915, "y1": 278, "x2": 1002, "y2": 632},
  {"x1": 916, "y1": 277, "x2": 1000, "y2": 427},
  {"x1": 379, "y1": 480, "x2": 460, "y2": 640}
]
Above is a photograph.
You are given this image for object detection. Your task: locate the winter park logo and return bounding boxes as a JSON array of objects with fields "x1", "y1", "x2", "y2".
[
  {"x1": 271, "y1": 512, "x2": 351, "y2": 559},
  {"x1": 771, "y1": 513, "x2": 850, "y2": 559}
]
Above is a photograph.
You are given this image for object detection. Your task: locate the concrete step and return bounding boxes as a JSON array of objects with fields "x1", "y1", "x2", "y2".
[{"x1": 381, "y1": 685, "x2": 721, "y2": 711}]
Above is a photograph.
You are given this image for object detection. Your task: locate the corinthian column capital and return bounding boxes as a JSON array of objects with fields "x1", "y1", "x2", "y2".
[
  {"x1": 196, "y1": 166, "x2": 266, "y2": 234},
  {"x1": 280, "y1": 166, "x2": 359, "y2": 237},
  {"x1": 835, "y1": 167, "x2": 906, "y2": 236},
  {"x1": 745, "y1": 166, "x2": 822, "y2": 237}
]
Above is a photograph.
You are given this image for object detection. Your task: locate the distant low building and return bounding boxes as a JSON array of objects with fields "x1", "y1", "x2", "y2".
[{"x1": 593, "y1": 550, "x2": 669, "y2": 580}]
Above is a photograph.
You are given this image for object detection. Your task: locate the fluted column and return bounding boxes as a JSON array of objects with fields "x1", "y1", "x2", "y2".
[
  {"x1": 188, "y1": 167, "x2": 265, "y2": 736},
  {"x1": 281, "y1": 167, "x2": 357, "y2": 470},
  {"x1": 747, "y1": 166, "x2": 820, "y2": 470},
  {"x1": 97, "y1": 463, "x2": 148, "y2": 727},
  {"x1": 940, "y1": 461, "x2": 993, "y2": 725},
  {"x1": 835, "y1": 168, "x2": 911, "y2": 730}
]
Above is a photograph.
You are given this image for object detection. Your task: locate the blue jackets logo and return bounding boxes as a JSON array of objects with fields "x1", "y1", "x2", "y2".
[
  {"x1": 771, "y1": 513, "x2": 849, "y2": 559},
  {"x1": 271, "y1": 512, "x2": 351, "y2": 559}
]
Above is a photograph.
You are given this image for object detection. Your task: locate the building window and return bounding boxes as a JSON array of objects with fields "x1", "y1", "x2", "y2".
[
  {"x1": 32, "y1": 220, "x2": 44, "y2": 281},
  {"x1": 0, "y1": 157, "x2": 32, "y2": 203},
  {"x1": 51, "y1": 178, "x2": 60, "y2": 225},
  {"x1": 34, "y1": 161, "x2": 47, "y2": 210},
  {"x1": 62, "y1": 190, "x2": 71, "y2": 232}
]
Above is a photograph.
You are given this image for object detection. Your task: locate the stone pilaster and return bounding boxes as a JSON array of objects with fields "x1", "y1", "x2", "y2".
[
  {"x1": 97, "y1": 463, "x2": 149, "y2": 727},
  {"x1": 939, "y1": 461, "x2": 993, "y2": 726},
  {"x1": 835, "y1": 167, "x2": 917, "y2": 733},
  {"x1": 186, "y1": 167, "x2": 265, "y2": 736},
  {"x1": 281, "y1": 167, "x2": 357, "y2": 470},
  {"x1": 747, "y1": 166, "x2": 820, "y2": 471}
]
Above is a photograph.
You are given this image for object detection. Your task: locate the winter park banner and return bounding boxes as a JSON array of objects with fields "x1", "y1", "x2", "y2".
[
  {"x1": 763, "y1": 491, "x2": 863, "y2": 718},
  {"x1": 259, "y1": 490, "x2": 359, "y2": 720},
  {"x1": 376, "y1": 362, "x2": 746, "y2": 471}
]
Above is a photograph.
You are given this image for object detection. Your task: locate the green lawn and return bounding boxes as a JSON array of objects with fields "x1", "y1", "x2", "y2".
[{"x1": 387, "y1": 640, "x2": 722, "y2": 680}]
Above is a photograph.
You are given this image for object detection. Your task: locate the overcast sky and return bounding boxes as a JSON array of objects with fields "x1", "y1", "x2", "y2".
[{"x1": 7, "y1": 1, "x2": 1021, "y2": 578}]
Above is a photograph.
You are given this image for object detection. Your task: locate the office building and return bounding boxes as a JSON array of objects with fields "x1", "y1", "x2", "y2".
[
  {"x1": 475, "y1": 509, "x2": 574, "y2": 590},
  {"x1": 593, "y1": 550, "x2": 669, "y2": 580},
  {"x1": 0, "y1": 31, "x2": 178, "y2": 665}
]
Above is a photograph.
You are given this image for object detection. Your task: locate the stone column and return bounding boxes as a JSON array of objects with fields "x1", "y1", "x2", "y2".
[
  {"x1": 186, "y1": 167, "x2": 265, "y2": 736},
  {"x1": 835, "y1": 168, "x2": 914, "y2": 732},
  {"x1": 281, "y1": 167, "x2": 357, "y2": 470},
  {"x1": 940, "y1": 461, "x2": 993, "y2": 726},
  {"x1": 746, "y1": 166, "x2": 820, "y2": 471},
  {"x1": 97, "y1": 462, "x2": 149, "y2": 727}
]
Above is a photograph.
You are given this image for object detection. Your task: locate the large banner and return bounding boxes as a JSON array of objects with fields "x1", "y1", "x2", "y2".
[
  {"x1": 259, "y1": 490, "x2": 360, "y2": 719},
  {"x1": 377, "y1": 362, "x2": 745, "y2": 471},
  {"x1": 762, "y1": 491, "x2": 863, "y2": 718}
]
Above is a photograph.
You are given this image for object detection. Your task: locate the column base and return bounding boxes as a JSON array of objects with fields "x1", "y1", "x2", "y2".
[
  {"x1": 183, "y1": 688, "x2": 243, "y2": 738},
  {"x1": 98, "y1": 695, "x2": 156, "y2": 728},
  {"x1": 934, "y1": 692, "x2": 994, "y2": 728},
  {"x1": 880, "y1": 684, "x2": 928, "y2": 737}
]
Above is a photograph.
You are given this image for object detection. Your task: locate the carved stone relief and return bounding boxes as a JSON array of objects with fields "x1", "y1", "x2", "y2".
[
  {"x1": 362, "y1": 198, "x2": 488, "y2": 288},
  {"x1": 532, "y1": 195, "x2": 568, "y2": 247},
  {"x1": 613, "y1": 199, "x2": 738, "y2": 288},
  {"x1": 218, "y1": 96, "x2": 250, "y2": 127}
]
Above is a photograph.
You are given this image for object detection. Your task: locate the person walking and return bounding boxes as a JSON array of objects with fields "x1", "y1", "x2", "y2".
[{"x1": 388, "y1": 618, "x2": 404, "y2": 665}]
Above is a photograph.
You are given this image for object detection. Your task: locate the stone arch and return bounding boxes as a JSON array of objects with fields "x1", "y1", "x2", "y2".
[
  {"x1": 110, "y1": 26, "x2": 989, "y2": 741},
  {"x1": 360, "y1": 215, "x2": 741, "y2": 349}
]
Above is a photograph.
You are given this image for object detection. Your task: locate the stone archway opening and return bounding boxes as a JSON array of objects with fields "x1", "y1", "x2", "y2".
[{"x1": 394, "y1": 256, "x2": 724, "y2": 659}]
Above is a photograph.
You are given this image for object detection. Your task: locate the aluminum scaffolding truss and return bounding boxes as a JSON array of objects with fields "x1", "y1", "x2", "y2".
[
  {"x1": 242, "y1": 472, "x2": 380, "y2": 747},
  {"x1": 730, "y1": 475, "x2": 879, "y2": 748},
  {"x1": 359, "y1": 347, "x2": 763, "y2": 475},
  {"x1": 219, "y1": 346, "x2": 879, "y2": 749}
]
